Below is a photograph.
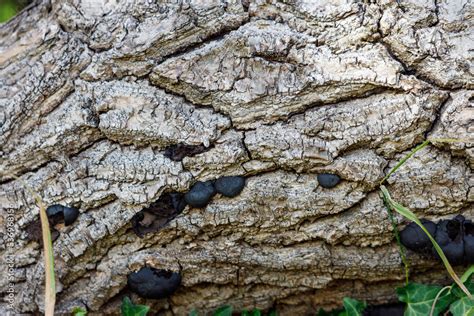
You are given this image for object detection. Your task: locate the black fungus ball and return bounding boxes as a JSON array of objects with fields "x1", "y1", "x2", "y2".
[
  {"x1": 163, "y1": 143, "x2": 209, "y2": 161},
  {"x1": 317, "y1": 173, "x2": 341, "y2": 189},
  {"x1": 400, "y1": 219, "x2": 436, "y2": 251},
  {"x1": 184, "y1": 181, "x2": 216, "y2": 208},
  {"x1": 215, "y1": 176, "x2": 246, "y2": 198},
  {"x1": 442, "y1": 242, "x2": 465, "y2": 265},
  {"x1": 464, "y1": 221, "x2": 474, "y2": 264},
  {"x1": 127, "y1": 267, "x2": 181, "y2": 299},
  {"x1": 46, "y1": 204, "x2": 80, "y2": 226},
  {"x1": 169, "y1": 192, "x2": 187, "y2": 213},
  {"x1": 435, "y1": 217, "x2": 464, "y2": 265}
]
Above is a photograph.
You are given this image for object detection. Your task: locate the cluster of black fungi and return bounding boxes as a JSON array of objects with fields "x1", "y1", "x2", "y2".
[
  {"x1": 127, "y1": 173, "x2": 342, "y2": 299},
  {"x1": 127, "y1": 176, "x2": 246, "y2": 298},
  {"x1": 43, "y1": 173, "x2": 341, "y2": 300},
  {"x1": 46, "y1": 204, "x2": 80, "y2": 226},
  {"x1": 27, "y1": 204, "x2": 81, "y2": 242},
  {"x1": 400, "y1": 215, "x2": 474, "y2": 265},
  {"x1": 127, "y1": 267, "x2": 182, "y2": 299},
  {"x1": 131, "y1": 175, "x2": 247, "y2": 237}
]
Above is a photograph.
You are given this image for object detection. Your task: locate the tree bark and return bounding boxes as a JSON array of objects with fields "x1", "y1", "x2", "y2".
[{"x1": 0, "y1": 0, "x2": 472, "y2": 315}]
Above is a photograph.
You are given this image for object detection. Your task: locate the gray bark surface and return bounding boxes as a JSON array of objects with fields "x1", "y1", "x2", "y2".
[{"x1": 0, "y1": 0, "x2": 473, "y2": 315}]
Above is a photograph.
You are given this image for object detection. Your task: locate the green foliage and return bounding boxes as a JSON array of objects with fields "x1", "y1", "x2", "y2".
[
  {"x1": 71, "y1": 307, "x2": 87, "y2": 316},
  {"x1": 384, "y1": 200, "x2": 410, "y2": 285},
  {"x1": 462, "y1": 266, "x2": 474, "y2": 284},
  {"x1": 0, "y1": 0, "x2": 31, "y2": 22},
  {"x1": 121, "y1": 297, "x2": 150, "y2": 316},
  {"x1": 213, "y1": 305, "x2": 233, "y2": 316},
  {"x1": 379, "y1": 140, "x2": 430, "y2": 185},
  {"x1": 0, "y1": 1, "x2": 16, "y2": 22},
  {"x1": 449, "y1": 296, "x2": 474, "y2": 316},
  {"x1": 450, "y1": 275, "x2": 474, "y2": 315},
  {"x1": 242, "y1": 308, "x2": 262, "y2": 316},
  {"x1": 396, "y1": 283, "x2": 453, "y2": 316},
  {"x1": 452, "y1": 275, "x2": 474, "y2": 299},
  {"x1": 340, "y1": 298, "x2": 367, "y2": 316}
]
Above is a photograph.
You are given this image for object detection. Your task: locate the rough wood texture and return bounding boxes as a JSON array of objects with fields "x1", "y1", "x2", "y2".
[{"x1": 0, "y1": 0, "x2": 473, "y2": 315}]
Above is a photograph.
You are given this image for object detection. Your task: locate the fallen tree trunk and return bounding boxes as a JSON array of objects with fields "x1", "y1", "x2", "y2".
[{"x1": 0, "y1": 0, "x2": 472, "y2": 315}]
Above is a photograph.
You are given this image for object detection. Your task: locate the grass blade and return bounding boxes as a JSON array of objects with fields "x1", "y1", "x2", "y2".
[
  {"x1": 383, "y1": 197, "x2": 410, "y2": 285},
  {"x1": 461, "y1": 266, "x2": 474, "y2": 284},
  {"x1": 380, "y1": 140, "x2": 430, "y2": 185},
  {"x1": 379, "y1": 138, "x2": 473, "y2": 186},
  {"x1": 430, "y1": 286, "x2": 452, "y2": 316},
  {"x1": 8, "y1": 175, "x2": 55, "y2": 315},
  {"x1": 380, "y1": 185, "x2": 471, "y2": 298}
]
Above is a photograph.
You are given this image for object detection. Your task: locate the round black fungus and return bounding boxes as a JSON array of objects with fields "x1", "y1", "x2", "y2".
[
  {"x1": 131, "y1": 192, "x2": 187, "y2": 238},
  {"x1": 401, "y1": 215, "x2": 474, "y2": 266},
  {"x1": 400, "y1": 219, "x2": 436, "y2": 251},
  {"x1": 464, "y1": 236, "x2": 474, "y2": 264},
  {"x1": 170, "y1": 192, "x2": 187, "y2": 213},
  {"x1": 436, "y1": 217, "x2": 463, "y2": 245},
  {"x1": 128, "y1": 267, "x2": 181, "y2": 299},
  {"x1": 435, "y1": 218, "x2": 464, "y2": 265},
  {"x1": 46, "y1": 204, "x2": 80, "y2": 226},
  {"x1": 317, "y1": 173, "x2": 341, "y2": 189},
  {"x1": 163, "y1": 143, "x2": 209, "y2": 161},
  {"x1": 464, "y1": 221, "x2": 474, "y2": 264},
  {"x1": 441, "y1": 242, "x2": 464, "y2": 265},
  {"x1": 215, "y1": 176, "x2": 246, "y2": 197},
  {"x1": 184, "y1": 181, "x2": 216, "y2": 208},
  {"x1": 434, "y1": 220, "x2": 451, "y2": 246}
]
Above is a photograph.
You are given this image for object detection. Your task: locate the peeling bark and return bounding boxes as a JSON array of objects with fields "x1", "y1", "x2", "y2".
[{"x1": 0, "y1": 0, "x2": 473, "y2": 315}]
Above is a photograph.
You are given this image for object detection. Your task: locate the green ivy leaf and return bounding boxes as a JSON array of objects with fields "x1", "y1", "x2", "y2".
[
  {"x1": 72, "y1": 306, "x2": 87, "y2": 316},
  {"x1": 449, "y1": 296, "x2": 474, "y2": 316},
  {"x1": 397, "y1": 283, "x2": 454, "y2": 316},
  {"x1": 121, "y1": 297, "x2": 150, "y2": 316},
  {"x1": 250, "y1": 309, "x2": 261, "y2": 316},
  {"x1": 214, "y1": 305, "x2": 233, "y2": 316},
  {"x1": 452, "y1": 276, "x2": 474, "y2": 299},
  {"x1": 339, "y1": 298, "x2": 366, "y2": 316}
]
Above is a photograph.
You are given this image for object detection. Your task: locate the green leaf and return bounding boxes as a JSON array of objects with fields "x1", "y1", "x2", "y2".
[
  {"x1": 189, "y1": 310, "x2": 199, "y2": 316},
  {"x1": 72, "y1": 306, "x2": 87, "y2": 316},
  {"x1": 339, "y1": 298, "x2": 366, "y2": 316},
  {"x1": 214, "y1": 305, "x2": 233, "y2": 316},
  {"x1": 450, "y1": 296, "x2": 474, "y2": 316},
  {"x1": 462, "y1": 266, "x2": 474, "y2": 284},
  {"x1": 250, "y1": 309, "x2": 261, "y2": 316},
  {"x1": 452, "y1": 276, "x2": 474, "y2": 299},
  {"x1": 0, "y1": 0, "x2": 17, "y2": 23},
  {"x1": 121, "y1": 297, "x2": 150, "y2": 316},
  {"x1": 396, "y1": 283, "x2": 454, "y2": 316}
]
